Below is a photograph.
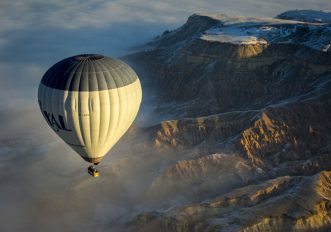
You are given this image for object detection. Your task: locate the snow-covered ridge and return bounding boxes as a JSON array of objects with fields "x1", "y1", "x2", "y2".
[
  {"x1": 197, "y1": 11, "x2": 331, "y2": 51},
  {"x1": 201, "y1": 26, "x2": 268, "y2": 45}
]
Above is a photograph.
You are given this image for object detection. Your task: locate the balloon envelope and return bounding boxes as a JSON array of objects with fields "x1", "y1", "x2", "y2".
[{"x1": 38, "y1": 54, "x2": 142, "y2": 164}]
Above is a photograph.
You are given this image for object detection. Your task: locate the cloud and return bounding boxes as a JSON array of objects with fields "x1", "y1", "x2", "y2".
[
  {"x1": 0, "y1": 0, "x2": 330, "y2": 231},
  {"x1": 1, "y1": 0, "x2": 330, "y2": 31},
  {"x1": 0, "y1": 0, "x2": 329, "y2": 63}
]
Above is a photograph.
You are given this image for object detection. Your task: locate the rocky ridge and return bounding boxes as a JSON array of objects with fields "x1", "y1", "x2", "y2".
[
  {"x1": 133, "y1": 171, "x2": 331, "y2": 232},
  {"x1": 121, "y1": 10, "x2": 331, "y2": 231}
]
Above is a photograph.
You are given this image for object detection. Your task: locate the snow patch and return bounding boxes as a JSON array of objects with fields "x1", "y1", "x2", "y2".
[
  {"x1": 202, "y1": 26, "x2": 268, "y2": 45},
  {"x1": 197, "y1": 14, "x2": 331, "y2": 51},
  {"x1": 323, "y1": 44, "x2": 331, "y2": 52}
]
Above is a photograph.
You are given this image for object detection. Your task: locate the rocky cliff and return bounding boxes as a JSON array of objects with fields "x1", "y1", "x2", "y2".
[
  {"x1": 128, "y1": 12, "x2": 331, "y2": 117},
  {"x1": 133, "y1": 171, "x2": 331, "y2": 232},
  {"x1": 120, "y1": 10, "x2": 331, "y2": 231}
]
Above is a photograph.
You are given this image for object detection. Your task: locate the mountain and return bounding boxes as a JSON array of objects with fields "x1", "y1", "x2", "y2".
[
  {"x1": 128, "y1": 12, "x2": 331, "y2": 118},
  {"x1": 133, "y1": 171, "x2": 331, "y2": 232},
  {"x1": 277, "y1": 10, "x2": 331, "y2": 23},
  {"x1": 122, "y1": 10, "x2": 331, "y2": 231}
]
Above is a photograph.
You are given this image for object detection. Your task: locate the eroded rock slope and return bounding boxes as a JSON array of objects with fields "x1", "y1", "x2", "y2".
[{"x1": 121, "y1": 10, "x2": 331, "y2": 231}]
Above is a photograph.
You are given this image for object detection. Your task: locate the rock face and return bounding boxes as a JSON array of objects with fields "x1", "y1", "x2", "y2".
[
  {"x1": 128, "y1": 12, "x2": 331, "y2": 117},
  {"x1": 141, "y1": 153, "x2": 258, "y2": 207},
  {"x1": 121, "y1": 10, "x2": 331, "y2": 231},
  {"x1": 133, "y1": 171, "x2": 331, "y2": 232},
  {"x1": 151, "y1": 111, "x2": 255, "y2": 150},
  {"x1": 241, "y1": 98, "x2": 331, "y2": 170}
]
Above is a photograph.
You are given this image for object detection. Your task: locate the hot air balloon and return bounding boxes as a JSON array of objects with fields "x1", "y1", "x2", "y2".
[{"x1": 38, "y1": 54, "x2": 142, "y2": 176}]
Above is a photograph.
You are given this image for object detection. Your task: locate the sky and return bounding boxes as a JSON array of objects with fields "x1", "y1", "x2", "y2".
[
  {"x1": 1, "y1": 0, "x2": 330, "y2": 110},
  {"x1": 1, "y1": 0, "x2": 331, "y2": 63},
  {"x1": 0, "y1": 1, "x2": 330, "y2": 231}
]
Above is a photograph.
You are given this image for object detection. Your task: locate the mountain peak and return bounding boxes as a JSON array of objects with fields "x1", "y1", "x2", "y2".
[{"x1": 151, "y1": 11, "x2": 331, "y2": 51}]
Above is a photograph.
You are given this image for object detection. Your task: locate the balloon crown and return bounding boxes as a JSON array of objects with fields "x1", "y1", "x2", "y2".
[{"x1": 73, "y1": 54, "x2": 104, "y2": 61}]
